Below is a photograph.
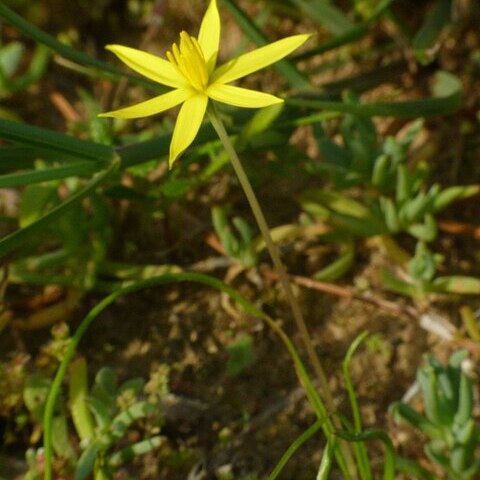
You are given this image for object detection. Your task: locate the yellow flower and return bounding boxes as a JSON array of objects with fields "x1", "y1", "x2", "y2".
[{"x1": 99, "y1": 0, "x2": 310, "y2": 166}]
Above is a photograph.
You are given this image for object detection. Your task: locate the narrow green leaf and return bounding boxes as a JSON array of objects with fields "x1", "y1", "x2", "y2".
[
  {"x1": 313, "y1": 241, "x2": 354, "y2": 281},
  {"x1": 433, "y1": 185, "x2": 480, "y2": 212},
  {"x1": 110, "y1": 402, "x2": 155, "y2": 440},
  {"x1": 0, "y1": 162, "x2": 100, "y2": 187},
  {"x1": 75, "y1": 443, "x2": 100, "y2": 480},
  {"x1": 288, "y1": 71, "x2": 462, "y2": 117},
  {"x1": 413, "y1": 0, "x2": 452, "y2": 64},
  {"x1": 432, "y1": 276, "x2": 480, "y2": 295},
  {"x1": 336, "y1": 429, "x2": 396, "y2": 480},
  {"x1": 0, "y1": 118, "x2": 113, "y2": 162},
  {"x1": 107, "y1": 436, "x2": 163, "y2": 468},
  {"x1": 268, "y1": 419, "x2": 324, "y2": 480},
  {"x1": 343, "y1": 332, "x2": 373, "y2": 480},
  {"x1": 0, "y1": 146, "x2": 41, "y2": 169},
  {"x1": 316, "y1": 439, "x2": 335, "y2": 480},
  {"x1": 69, "y1": 358, "x2": 95, "y2": 443}
]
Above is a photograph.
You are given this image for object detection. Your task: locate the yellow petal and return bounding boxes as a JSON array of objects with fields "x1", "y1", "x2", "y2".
[
  {"x1": 99, "y1": 88, "x2": 193, "y2": 119},
  {"x1": 169, "y1": 94, "x2": 208, "y2": 167},
  {"x1": 211, "y1": 33, "x2": 311, "y2": 84},
  {"x1": 207, "y1": 84, "x2": 283, "y2": 108},
  {"x1": 198, "y1": 0, "x2": 220, "y2": 74},
  {"x1": 106, "y1": 44, "x2": 186, "y2": 88}
]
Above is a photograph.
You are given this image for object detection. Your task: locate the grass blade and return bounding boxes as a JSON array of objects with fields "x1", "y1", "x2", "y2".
[
  {"x1": 0, "y1": 118, "x2": 113, "y2": 162},
  {"x1": 413, "y1": 0, "x2": 452, "y2": 63},
  {"x1": 288, "y1": 71, "x2": 461, "y2": 117},
  {"x1": 343, "y1": 332, "x2": 373, "y2": 480},
  {"x1": 337, "y1": 429, "x2": 396, "y2": 480},
  {"x1": 317, "y1": 439, "x2": 335, "y2": 480},
  {"x1": 0, "y1": 162, "x2": 100, "y2": 187},
  {"x1": 268, "y1": 419, "x2": 324, "y2": 480}
]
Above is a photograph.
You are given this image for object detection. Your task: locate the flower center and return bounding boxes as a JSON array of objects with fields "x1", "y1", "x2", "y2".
[{"x1": 166, "y1": 32, "x2": 209, "y2": 92}]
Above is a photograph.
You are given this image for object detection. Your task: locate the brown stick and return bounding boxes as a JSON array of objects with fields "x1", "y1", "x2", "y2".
[{"x1": 263, "y1": 268, "x2": 418, "y2": 321}]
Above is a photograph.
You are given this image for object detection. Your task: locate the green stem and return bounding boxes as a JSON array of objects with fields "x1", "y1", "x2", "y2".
[
  {"x1": 207, "y1": 103, "x2": 333, "y2": 408},
  {"x1": 208, "y1": 104, "x2": 359, "y2": 479}
]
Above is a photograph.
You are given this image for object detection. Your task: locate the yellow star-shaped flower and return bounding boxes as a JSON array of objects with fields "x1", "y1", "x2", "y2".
[{"x1": 99, "y1": 0, "x2": 310, "y2": 166}]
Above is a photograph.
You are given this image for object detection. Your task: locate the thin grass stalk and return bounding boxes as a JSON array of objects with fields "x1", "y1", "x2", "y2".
[
  {"x1": 207, "y1": 103, "x2": 331, "y2": 402},
  {"x1": 207, "y1": 102, "x2": 357, "y2": 478}
]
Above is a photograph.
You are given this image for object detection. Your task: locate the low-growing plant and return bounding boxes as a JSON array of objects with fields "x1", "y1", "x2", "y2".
[
  {"x1": 391, "y1": 350, "x2": 480, "y2": 480},
  {"x1": 302, "y1": 108, "x2": 479, "y2": 243},
  {"x1": 0, "y1": 0, "x2": 478, "y2": 478},
  {"x1": 212, "y1": 205, "x2": 258, "y2": 267},
  {"x1": 68, "y1": 359, "x2": 164, "y2": 480},
  {"x1": 382, "y1": 241, "x2": 480, "y2": 299},
  {"x1": 24, "y1": 357, "x2": 165, "y2": 480}
]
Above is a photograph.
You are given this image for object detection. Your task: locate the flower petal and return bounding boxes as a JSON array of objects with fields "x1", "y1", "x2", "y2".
[
  {"x1": 99, "y1": 88, "x2": 193, "y2": 119},
  {"x1": 106, "y1": 44, "x2": 186, "y2": 88},
  {"x1": 207, "y1": 84, "x2": 283, "y2": 108},
  {"x1": 198, "y1": 0, "x2": 220, "y2": 74},
  {"x1": 211, "y1": 33, "x2": 311, "y2": 84},
  {"x1": 170, "y1": 94, "x2": 208, "y2": 167}
]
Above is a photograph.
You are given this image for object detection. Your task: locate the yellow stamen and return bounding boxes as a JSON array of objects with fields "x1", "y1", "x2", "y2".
[{"x1": 167, "y1": 31, "x2": 209, "y2": 92}]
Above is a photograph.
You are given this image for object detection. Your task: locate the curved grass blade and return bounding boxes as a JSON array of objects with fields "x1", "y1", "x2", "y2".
[
  {"x1": 0, "y1": 159, "x2": 119, "y2": 259},
  {"x1": 337, "y1": 429, "x2": 396, "y2": 480},
  {"x1": 42, "y1": 272, "x2": 347, "y2": 480},
  {"x1": 288, "y1": 71, "x2": 461, "y2": 117},
  {"x1": 268, "y1": 419, "x2": 324, "y2": 480},
  {"x1": 343, "y1": 332, "x2": 372, "y2": 480},
  {"x1": 0, "y1": 118, "x2": 113, "y2": 162},
  {"x1": 220, "y1": 0, "x2": 310, "y2": 88}
]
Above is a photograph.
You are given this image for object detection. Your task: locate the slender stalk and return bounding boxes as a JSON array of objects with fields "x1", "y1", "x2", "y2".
[
  {"x1": 208, "y1": 104, "x2": 358, "y2": 479},
  {"x1": 207, "y1": 103, "x2": 333, "y2": 408}
]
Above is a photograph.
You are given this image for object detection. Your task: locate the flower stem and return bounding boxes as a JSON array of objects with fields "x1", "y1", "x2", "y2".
[{"x1": 207, "y1": 103, "x2": 333, "y2": 408}]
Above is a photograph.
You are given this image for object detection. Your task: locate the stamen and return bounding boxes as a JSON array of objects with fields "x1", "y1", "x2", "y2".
[{"x1": 166, "y1": 31, "x2": 209, "y2": 92}]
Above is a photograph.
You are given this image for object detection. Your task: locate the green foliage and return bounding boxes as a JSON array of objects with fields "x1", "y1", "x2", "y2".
[
  {"x1": 382, "y1": 242, "x2": 480, "y2": 299},
  {"x1": 27, "y1": 357, "x2": 165, "y2": 480},
  {"x1": 0, "y1": 0, "x2": 478, "y2": 478},
  {"x1": 70, "y1": 362, "x2": 163, "y2": 480},
  {"x1": 303, "y1": 110, "x2": 478, "y2": 243},
  {"x1": 391, "y1": 350, "x2": 480, "y2": 480},
  {"x1": 212, "y1": 206, "x2": 258, "y2": 267},
  {"x1": 270, "y1": 332, "x2": 397, "y2": 479}
]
